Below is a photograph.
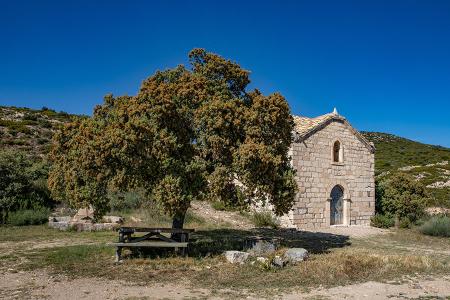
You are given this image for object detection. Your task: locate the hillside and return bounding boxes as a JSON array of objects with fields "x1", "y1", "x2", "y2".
[
  {"x1": 362, "y1": 131, "x2": 450, "y2": 206},
  {"x1": 1, "y1": 106, "x2": 448, "y2": 206},
  {"x1": 0, "y1": 106, "x2": 79, "y2": 158}
]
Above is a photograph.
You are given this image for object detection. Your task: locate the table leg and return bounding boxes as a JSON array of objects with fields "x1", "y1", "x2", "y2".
[
  {"x1": 180, "y1": 233, "x2": 187, "y2": 256},
  {"x1": 115, "y1": 247, "x2": 122, "y2": 262}
]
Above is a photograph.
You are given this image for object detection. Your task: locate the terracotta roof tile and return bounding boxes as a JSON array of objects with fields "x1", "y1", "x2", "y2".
[
  {"x1": 292, "y1": 112, "x2": 375, "y2": 153},
  {"x1": 293, "y1": 113, "x2": 336, "y2": 136}
]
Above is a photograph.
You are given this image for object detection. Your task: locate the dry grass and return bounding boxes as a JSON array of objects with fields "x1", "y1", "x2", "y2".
[{"x1": 1, "y1": 225, "x2": 449, "y2": 296}]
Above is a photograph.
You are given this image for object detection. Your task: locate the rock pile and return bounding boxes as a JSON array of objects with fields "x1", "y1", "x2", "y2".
[
  {"x1": 48, "y1": 207, "x2": 123, "y2": 232},
  {"x1": 223, "y1": 238, "x2": 309, "y2": 268}
]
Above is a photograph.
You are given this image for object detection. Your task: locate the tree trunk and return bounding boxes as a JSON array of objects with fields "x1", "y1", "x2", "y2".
[{"x1": 171, "y1": 212, "x2": 186, "y2": 241}]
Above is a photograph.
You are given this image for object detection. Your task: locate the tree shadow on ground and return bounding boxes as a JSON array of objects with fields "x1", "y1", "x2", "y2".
[
  {"x1": 125, "y1": 228, "x2": 350, "y2": 259},
  {"x1": 188, "y1": 227, "x2": 351, "y2": 257}
]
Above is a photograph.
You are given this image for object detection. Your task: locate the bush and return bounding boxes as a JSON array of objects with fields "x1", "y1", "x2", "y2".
[
  {"x1": 211, "y1": 201, "x2": 242, "y2": 212},
  {"x1": 419, "y1": 215, "x2": 450, "y2": 237},
  {"x1": 370, "y1": 214, "x2": 395, "y2": 228},
  {"x1": 398, "y1": 217, "x2": 412, "y2": 229},
  {"x1": 211, "y1": 201, "x2": 227, "y2": 211},
  {"x1": 251, "y1": 210, "x2": 280, "y2": 228},
  {"x1": 108, "y1": 190, "x2": 143, "y2": 212},
  {"x1": 376, "y1": 173, "x2": 430, "y2": 225},
  {"x1": 0, "y1": 150, "x2": 54, "y2": 224},
  {"x1": 7, "y1": 208, "x2": 50, "y2": 226}
]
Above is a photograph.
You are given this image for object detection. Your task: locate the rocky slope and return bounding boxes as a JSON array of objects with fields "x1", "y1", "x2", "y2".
[{"x1": 0, "y1": 106, "x2": 79, "y2": 158}]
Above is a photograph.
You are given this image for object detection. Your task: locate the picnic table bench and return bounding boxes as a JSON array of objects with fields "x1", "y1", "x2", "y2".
[{"x1": 109, "y1": 227, "x2": 195, "y2": 261}]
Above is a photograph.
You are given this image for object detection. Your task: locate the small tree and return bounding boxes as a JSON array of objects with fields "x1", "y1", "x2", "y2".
[
  {"x1": 49, "y1": 49, "x2": 298, "y2": 229},
  {"x1": 0, "y1": 150, "x2": 52, "y2": 223},
  {"x1": 376, "y1": 172, "x2": 430, "y2": 225}
]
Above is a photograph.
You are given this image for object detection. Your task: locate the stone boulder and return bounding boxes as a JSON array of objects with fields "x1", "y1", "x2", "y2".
[
  {"x1": 284, "y1": 248, "x2": 309, "y2": 263},
  {"x1": 71, "y1": 207, "x2": 95, "y2": 223},
  {"x1": 272, "y1": 255, "x2": 287, "y2": 268},
  {"x1": 245, "y1": 237, "x2": 279, "y2": 256},
  {"x1": 248, "y1": 240, "x2": 276, "y2": 256},
  {"x1": 224, "y1": 251, "x2": 250, "y2": 264}
]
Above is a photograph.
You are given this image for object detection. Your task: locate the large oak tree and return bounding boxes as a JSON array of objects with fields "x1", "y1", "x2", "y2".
[{"x1": 49, "y1": 49, "x2": 297, "y2": 229}]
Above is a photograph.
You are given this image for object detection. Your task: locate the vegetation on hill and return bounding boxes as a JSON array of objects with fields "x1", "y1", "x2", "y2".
[
  {"x1": 362, "y1": 132, "x2": 450, "y2": 174},
  {"x1": 362, "y1": 132, "x2": 450, "y2": 207},
  {"x1": 0, "y1": 106, "x2": 77, "y2": 224},
  {"x1": 0, "y1": 106, "x2": 78, "y2": 158}
]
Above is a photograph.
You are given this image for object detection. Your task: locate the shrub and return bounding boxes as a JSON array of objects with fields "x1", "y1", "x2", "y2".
[
  {"x1": 38, "y1": 119, "x2": 53, "y2": 129},
  {"x1": 108, "y1": 190, "x2": 143, "y2": 212},
  {"x1": 211, "y1": 201, "x2": 242, "y2": 212},
  {"x1": 23, "y1": 113, "x2": 38, "y2": 121},
  {"x1": 376, "y1": 173, "x2": 430, "y2": 225},
  {"x1": 251, "y1": 210, "x2": 280, "y2": 228},
  {"x1": 0, "y1": 150, "x2": 54, "y2": 223},
  {"x1": 370, "y1": 214, "x2": 395, "y2": 228},
  {"x1": 398, "y1": 217, "x2": 412, "y2": 229},
  {"x1": 7, "y1": 208, "x2": 50, "y2": 226},
  {"x1": 211, "y1": 201, "x2": 227, "y2": 211},
  {"x1": 419, "y1": 215, "x2": 450, "y2": 237},
  {"x1": 37, "y1": 138, "x2": 49, "y2": 145}
]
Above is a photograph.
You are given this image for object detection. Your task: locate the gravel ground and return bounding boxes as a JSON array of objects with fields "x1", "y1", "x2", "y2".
[{"x1": 1, "y1": 269, "x2": 449, "y2": 299}]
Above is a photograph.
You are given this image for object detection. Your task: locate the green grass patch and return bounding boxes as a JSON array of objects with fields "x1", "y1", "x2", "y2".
[
  {"x1": 7, "y1": 208, "x2": 50, "y2": 226},
  {"x1": 0, "y1": 225, "x2": 116, "y2": 243},
  {"x1": 251, "y1": 211, "x2": 280, "y2": 228}
]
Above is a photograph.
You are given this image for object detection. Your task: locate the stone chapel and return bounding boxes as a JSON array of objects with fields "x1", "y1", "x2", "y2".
[{"x1": 281, "y1": 109, "x2": 376, "y2": 229}]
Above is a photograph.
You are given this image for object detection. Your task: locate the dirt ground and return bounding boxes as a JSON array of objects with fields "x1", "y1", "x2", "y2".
[
  {"x1": 1, "y1": 269, "x2": 449, "y2": 299},
  {"x1": 307, "y1": 224, "x2": 389, "y2": 238},
  {"x1": 1, "y1": 218, "x2": 449, "y2": 299},
  {"x1": 190, "y1": 201, "x2": 254, "y2": 229}
]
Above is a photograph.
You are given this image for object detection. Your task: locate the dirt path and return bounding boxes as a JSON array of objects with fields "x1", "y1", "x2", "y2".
[
  {"x1": 0, "y1": 238, "x2": 97, "y2": 257},
  {"x1": 190, "y1": 201, "x2": 254, "y2": 229},
  {"x1": 283, "y1": 276, "x2": 450, "y2": 300},
  {"x1": 1, "y1": 269, "x2": 449, "y2": 299},
  {"x1": 308, "y1": 225, "x2": 390, "y2": 238}
]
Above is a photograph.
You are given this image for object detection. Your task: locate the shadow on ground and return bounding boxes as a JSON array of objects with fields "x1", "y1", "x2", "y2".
[
  {"x1": 125, "y1": 228, "x2": 350, "y2": 259},
  {"x1": 189, "y1": 228, "x2": 351, "y2": 256}
]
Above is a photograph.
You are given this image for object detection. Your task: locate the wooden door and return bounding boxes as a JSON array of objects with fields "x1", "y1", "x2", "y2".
[{"x1": 330, "y1": 185, "x2": 344, "y2": 225}]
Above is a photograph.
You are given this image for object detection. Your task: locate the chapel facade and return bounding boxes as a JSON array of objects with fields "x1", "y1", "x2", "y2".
[{"x1": 281, "y1": 109, "x2": 376, "y2": 229}]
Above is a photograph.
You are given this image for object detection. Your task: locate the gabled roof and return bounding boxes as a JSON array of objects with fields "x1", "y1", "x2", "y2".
[{"x1": 293, "y1": 110, "x2": 375, "y2": 153}]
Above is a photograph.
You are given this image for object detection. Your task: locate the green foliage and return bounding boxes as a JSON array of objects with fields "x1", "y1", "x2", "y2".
[
  {"x1": 7, "y1": 208, "x2": 50, "y2": 226},
  {"x1": 0, "y1": 119, "x2": 32, "y2": 134},
  {"x1": 251, "y1": 210, "x2": 280, "y2": 228},
  {"x1": 363, "y1": 132, "x2": 450, "y2": 208},
  {"x1": 0, "y1": 150, "x2": 54, "y2": 224},
  {"x1": 108, "y1": 190, "x2": 143, "y2": 212},
  {"x1": 398, "y1": 217, "x2": 412, "y2": 229},
  {"x1": 376, "y1": 172, "x2": 430, "y2": 224},
  {"x1": 419, "y1": 215, "x2": 450, "y2": 237},
  {"x1": 49, "y1": 49, "x2": 297, "y2": 227},
  {"x1": 363, "y1": 132, "x2": 450, "y2": 174},
  {"x1": 370, "y1": 214, "x2": 395, "y2": 228}
]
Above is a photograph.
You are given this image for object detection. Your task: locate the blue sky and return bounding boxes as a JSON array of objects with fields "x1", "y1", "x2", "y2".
[{"x1": 1, "y1": 0, "x2": 449, "y2": 147}]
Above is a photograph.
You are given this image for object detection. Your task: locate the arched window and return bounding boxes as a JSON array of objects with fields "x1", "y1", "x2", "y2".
[{"x1": 333, "y1": 141, "x2": 343, "y2": 163}]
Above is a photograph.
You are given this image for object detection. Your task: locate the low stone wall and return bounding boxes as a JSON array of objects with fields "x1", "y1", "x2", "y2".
[{"x1": 48, "y1": 216, "x2": 122, "y2": 232}]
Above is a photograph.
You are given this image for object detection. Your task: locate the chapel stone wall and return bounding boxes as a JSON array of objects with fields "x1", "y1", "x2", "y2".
[{"x1": 283, "y1": 119, "x2": 375, "y2": 229}]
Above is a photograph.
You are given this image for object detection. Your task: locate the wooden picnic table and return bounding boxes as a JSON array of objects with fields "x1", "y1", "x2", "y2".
[{"x1": 110, "y1": 227, "x2": 195, "y2": 261}]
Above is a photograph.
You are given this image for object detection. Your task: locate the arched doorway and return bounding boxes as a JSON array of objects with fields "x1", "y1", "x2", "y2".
[{"x1": 330, "y1": 185, "x2": 344, "y2": 225}]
